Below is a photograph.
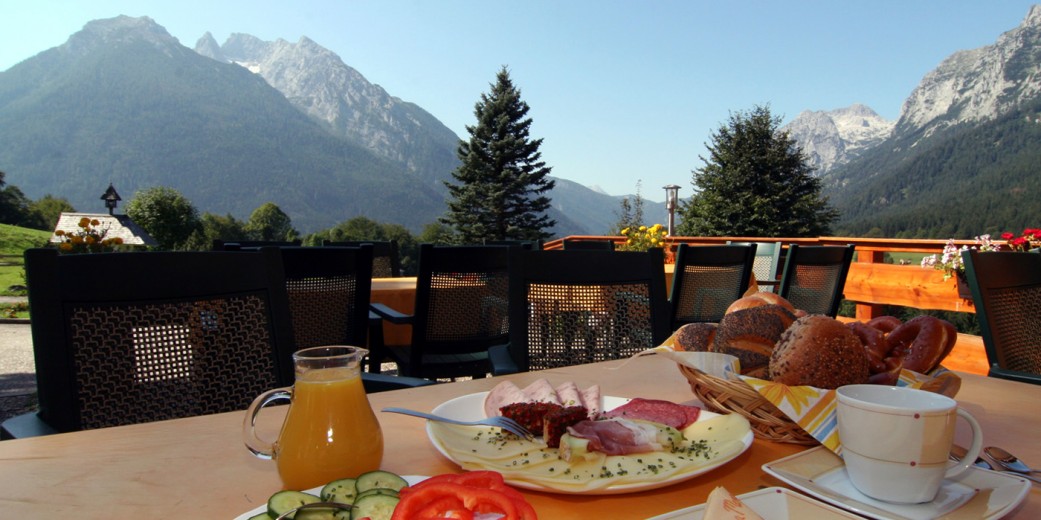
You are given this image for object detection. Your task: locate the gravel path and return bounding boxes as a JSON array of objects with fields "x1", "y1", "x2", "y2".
[{"x1": 0, "y1": 321, "x2": 37, "y2": 427}]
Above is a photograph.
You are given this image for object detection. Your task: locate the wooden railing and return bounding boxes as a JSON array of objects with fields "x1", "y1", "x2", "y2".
[{"x1": 547, "y1": 235, "x2": 979, "y2": 320}]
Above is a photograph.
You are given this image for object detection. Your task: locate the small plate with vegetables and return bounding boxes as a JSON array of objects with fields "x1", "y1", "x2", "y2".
[{"x1": 235, "y1": 470, "x2": 421, "y2": 520}]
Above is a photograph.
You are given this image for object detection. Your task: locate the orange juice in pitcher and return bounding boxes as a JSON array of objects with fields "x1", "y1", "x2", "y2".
[{"x1": 244, "y1": 346, "x2": 384, "y2": 490}]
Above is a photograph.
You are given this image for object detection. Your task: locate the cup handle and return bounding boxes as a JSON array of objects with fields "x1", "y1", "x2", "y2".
[
  {"x1": 242, "y1": 387, "x2": 291, "y2": 460},
  {"x1": 945, "y1": 408, "x2": 984, "y2": 479}
]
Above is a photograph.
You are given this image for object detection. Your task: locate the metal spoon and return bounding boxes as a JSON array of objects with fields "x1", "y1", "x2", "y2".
[
  {"x1": 985, "y1": 446, "x2": 1041, "y2": 475},
  {"x1": 949, "y1": 444, "x2": 995, "y2": 470}
]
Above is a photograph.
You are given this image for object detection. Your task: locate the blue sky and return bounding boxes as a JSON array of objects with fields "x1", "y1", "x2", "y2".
[{"x1": 2, "y1": 1, "x2": 1038, "y2": 201}]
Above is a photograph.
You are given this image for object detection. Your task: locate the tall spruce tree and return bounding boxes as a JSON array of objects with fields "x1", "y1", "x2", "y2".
[
  {"x1": 677, "y1": 105, "x2": 837, "y2": 237},
  {"x1": 442, "y1": 67, "x2": 555, "y2": 242}
]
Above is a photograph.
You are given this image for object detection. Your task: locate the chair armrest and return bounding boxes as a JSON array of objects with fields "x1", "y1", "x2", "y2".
[
  {"x1": 361, "y1": 373, "x2": 436, "y2": 393},
  {"x1": 369, "y1": 302, "x2": 413, "y2": 325},
  {"x1": 1, "y1": 412, "x2": 58, "y2": 440},
  {"x1": 489, "y1": 344, "x2": 520, "y2": 376}
]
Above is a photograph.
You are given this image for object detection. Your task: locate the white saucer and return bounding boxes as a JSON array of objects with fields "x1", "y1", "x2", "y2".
[
  {"x1": 762, "y1": 446, "x2": 1031, "y2": 520},
  {"x1": 647, "y1": 486, "x2": 862, "y2": 519}
]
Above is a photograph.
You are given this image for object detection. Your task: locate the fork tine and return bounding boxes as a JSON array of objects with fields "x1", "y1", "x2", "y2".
[{"x1": 495, "y1": 416, "x2": 535, "y2": 441}]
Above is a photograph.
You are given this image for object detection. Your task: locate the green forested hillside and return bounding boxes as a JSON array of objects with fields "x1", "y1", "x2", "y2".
[{"x1": 828, "y1": 97, "x2": 1041, "y2": 238}]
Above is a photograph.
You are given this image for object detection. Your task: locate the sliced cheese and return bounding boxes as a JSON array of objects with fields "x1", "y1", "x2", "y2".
[{"x1": 704, "y1": 486, "x2": 765, "y2": 520}]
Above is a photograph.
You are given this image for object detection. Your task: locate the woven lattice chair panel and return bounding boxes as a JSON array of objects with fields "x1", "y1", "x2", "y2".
[
  {"x1": 69, "y1": 296, "x2": 279, "y2": 430},
  {"x1": 285, "y1": 274, "x2": 361, "y2": 349},
  {"x1": 778, "y1": 244, "x2": 855, "y2": 318},
  {"x1": 323, "y1": 241, "x2": 400, "y2": 278},
  {"x1": 525, "y1": 282, "x2": 656, "y2": 371},
  {"x1": 784, "y1": 263, "x2": 844, "y2": 315},
  {"x1": 673, "y1": 265, "x2": 746, "y2": 323},
  {"x1": 424, "y1": 272, "x2": 510, "y2": 343},
  {"x1": 988, "y1": 285, "x2": 1041, "y2": 374}
]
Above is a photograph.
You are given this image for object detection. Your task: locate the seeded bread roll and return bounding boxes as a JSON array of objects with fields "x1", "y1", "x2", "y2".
[
  {"x1": 769, "y1": 315, "x2": 870, "y2": 389},
  {"x1": 724, "y1": 292, "x2": 797, "y2": 315},
  {"x1": 710, "y1": 304, "x2": 796, "y2": 376},
  {"x1": 673, "y1": 322, "x2": 718, "y2": 352}
]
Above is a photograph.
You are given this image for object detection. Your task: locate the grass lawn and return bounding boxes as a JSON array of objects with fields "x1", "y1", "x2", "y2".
[{"x1": 0, "y1": 223, "x2": 52, "y2": 296}]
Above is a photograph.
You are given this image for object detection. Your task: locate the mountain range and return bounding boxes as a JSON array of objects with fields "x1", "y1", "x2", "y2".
[
  {"x1": 0, "y1": 16, "x2": 658, "y2": 235},
  {"x1": 2, "y1": 6, "x2": 1040, "y2": 239},
  {"x1": 786, "y1": 4, "x2": 1041, "y2": 238}
]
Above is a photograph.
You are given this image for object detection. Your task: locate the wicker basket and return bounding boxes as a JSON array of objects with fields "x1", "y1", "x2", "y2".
[{"x1": 677, "y1": 364, "x2": 818, "y2": 445}]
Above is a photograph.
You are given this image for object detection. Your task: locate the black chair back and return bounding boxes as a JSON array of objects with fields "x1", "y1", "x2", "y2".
[
  {"x1": 323, "y1": 240, "x2": 402, "y2": 278},
  {"x1": 375, "y1": 244, "x2": 510, "y2": 379},
  {"x1": 729, "y1": 241, "x2": 782, "y2": 293},
  {"x1": 16, "y1": 248, "x2": 295, "y2": 435},
  {"x1": 962, "y1": 250, "x2": 1041, "y2": 384},
  {"x1": 563, "y1": 239, "x2": 615, "y2": 251},
  {"x1": 777, "y1": 244, "x2": 855, "y2": 317},
  {"x1": 213, "y1": 239, "x2": 301, "y2": 250},
  {"x1": 670, "y1": 244, "x2": 756, "y2": 327},
  {"x1": 498, "y1": 249, "x2": 670, "y2": 373}
]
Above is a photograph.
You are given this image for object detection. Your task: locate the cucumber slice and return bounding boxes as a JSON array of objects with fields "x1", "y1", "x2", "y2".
[
  {"x1": 353, "y1": 488, "x2": 399, "y2": 501},
  {"x1": 267, "y1": 490, "x2": 321, "y2": 519},
  {"x1": 355, "y1": 470, "x2": 408, "y2": 494},
  {"x1": 247, "y1": 513, "x2": 274, "y2": 520},
  {"x1": 350, "y1": 493, "x2": 400, "y2": 520},
  {"x1": 320, "y1": 478, "x2": 358, "y2": 504}
]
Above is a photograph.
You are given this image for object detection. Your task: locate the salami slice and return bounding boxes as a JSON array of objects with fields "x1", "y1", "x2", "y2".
[{"x1": 602, "y1": 398, "x2": 701, "y2": 429}]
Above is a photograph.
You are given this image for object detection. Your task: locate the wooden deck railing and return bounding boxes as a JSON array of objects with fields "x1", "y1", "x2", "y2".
[{"x1": 546, "y1": 235, "x2": 980, "y2": 320}]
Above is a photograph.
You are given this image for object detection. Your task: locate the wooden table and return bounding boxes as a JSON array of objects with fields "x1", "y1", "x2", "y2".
[{"x1": 0, "y1": 354, "x2": 1037, "y2": 518}]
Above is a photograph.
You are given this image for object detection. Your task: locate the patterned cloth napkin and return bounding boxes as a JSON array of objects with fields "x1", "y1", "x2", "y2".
[{"x1": 650, "y1": 343, "x2": 961, "y2": 453}]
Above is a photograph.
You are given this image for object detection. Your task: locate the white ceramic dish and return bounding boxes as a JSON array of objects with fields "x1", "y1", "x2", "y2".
[
  {"x1": 762, "y1": 446, "x2": 1031, "y2": 520},
  {"x1": 425, "y1": 392, "x2": 754, "y2": 495},
  {"x1": 234, "y1": 475, "x2": 427, "y2": 520},
  {"x1": 647, "y1": 486, "x2": 863, "y2": 519}
]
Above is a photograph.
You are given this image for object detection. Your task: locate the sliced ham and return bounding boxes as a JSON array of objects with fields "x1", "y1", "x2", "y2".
[
  {"x1": 555, "y1": 381, "x2": 582, "y2": 408},
  {"x1": 522, "y1": 378, "x2": 561, "y2": 404},
  {"x1": 579, "y1": 384, "x2": 602, "y2": 416},
  {"x1": 603, "y1": 398, "x2": 701, "y2": 429},
  {"x1": 483, "y1": 381, "x2": 531, "y2": 417},
  {"x1": 566, "y1": 418, "x2": 665, "y2": 455}
]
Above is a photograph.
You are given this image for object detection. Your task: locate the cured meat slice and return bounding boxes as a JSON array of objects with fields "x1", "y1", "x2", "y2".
[
  {"x1": 566, "y1": 418, "x2": 666, "y2": 455},
  {"x1": 500, "y1": 402, "x2": 563, "y2": 432},
  {"x1": 542, "y1": 406, "x2": 589, "y2": 448},
  {"x1": 483, "y1": 380, "x2": 531, "y2": 417},
  {"x1": 555, "y1": 381, "x2": 582, "y2": 408},
  {"x1": 603, "y1": 398, "x2": 701, "y2": 429},
  {"x1": 522, "y1": 378, "x2": 561, "y2": 404},
  {"x1": 579, "y1": 384, "x2": 602, "y2": 416}
]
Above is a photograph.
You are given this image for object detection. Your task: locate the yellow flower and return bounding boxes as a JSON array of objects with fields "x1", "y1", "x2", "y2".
[
  {"x1": 85, "y1": 235, "x2": 96, "y2": 245},
  {"x1": 55, "y1": 230, "x2": 66, "y2": 237},
  {"x1": 90, "y1": 219, "x2": 101, "y2": 226},
  {"x1": 78, "y1": 217, "x2": 91, "y2": 227},
  {"x1": 59, "y1": 242, "x2": 73, "y2": 251},
  {"x1": 639, "y1": 225, "x2": 647, "y2": 231},
  {"x1": 621, "y1": 228, "x2": 630, "y2": 235}
]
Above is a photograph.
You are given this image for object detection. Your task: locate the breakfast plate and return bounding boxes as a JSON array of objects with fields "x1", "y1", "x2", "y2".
[
  {"x1": 234, "y1": 476, "x2": 427, "y2": 520},
  {"x1": 425, "y1": 392, "x2": 754, "y2": 495},
  {"x1": 762, "y1": 446, "x2": 1031, "y2": 520},
  {"x1": 647, "y1": 486, "x2": 863, "y2": 519}
]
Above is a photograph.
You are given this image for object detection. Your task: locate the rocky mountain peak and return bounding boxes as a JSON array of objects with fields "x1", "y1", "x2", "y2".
[
  {"x1": 896, "y1": 5, "x2": 1041, "y2": 138},
  {"x1": 65, "y1": 16, "x2": 181, "y2": 56},
  {"x1": 783, "y1": 104, "x2": 893, "y2": 174},
  {"x1": 194, "y1": 32, "x2": 226, "y2": 63}
]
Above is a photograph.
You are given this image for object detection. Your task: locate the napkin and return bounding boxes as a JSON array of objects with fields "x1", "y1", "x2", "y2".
[{"x1": 655, "y1": 347, "x2": 961, "y2": 454}]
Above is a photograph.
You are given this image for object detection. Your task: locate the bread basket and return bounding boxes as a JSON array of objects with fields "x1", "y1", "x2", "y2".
[{"x1": 677, "y1": 364, "x2": 818, "y2": 445}]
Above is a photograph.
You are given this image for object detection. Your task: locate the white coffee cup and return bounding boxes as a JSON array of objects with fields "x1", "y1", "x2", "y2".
[{"x1": 836, "y1": 384, "x2": 983, "y2": 504}]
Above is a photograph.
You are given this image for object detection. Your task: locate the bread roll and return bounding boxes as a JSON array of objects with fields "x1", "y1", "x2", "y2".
[
  {"x1": 769, "y1": 315, "x2": 870, "y2": 389},
  {"x1": 673, "y1": 322, "x2": 717, "y2": 352},
  {"x1": 724, "y1": 292, "x2": 796, "y2": 315},
  {"x1": 711, "y1": 304, "x2": 796, "y2": 376}
]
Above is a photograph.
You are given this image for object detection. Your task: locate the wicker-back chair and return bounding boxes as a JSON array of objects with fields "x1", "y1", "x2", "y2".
[
  {"x1": 729, "y1": 241, "x2": 782, "y2": 293},
  {"x1": 962, "y1": 249, "x2": 1041, "y2": 384},
  {"x1": 212, "y1": 239, "x2": 301, "y2": 250},
  {"x1": 275, "y1": 246, "x2": 436, "y2": 391},
  {"x1": 777, "y1": 244, "x2": 855, "y2": 317},
  {"x1": 670, "y1": 243, "x2": 756, "y2": 328},
  {"x1": 322, "y1": 240, "x2": 401, "y2": 278},
  {"x1": 370, "y1": 244, "x2": 510, "y2": 380},
  {"x1": 492, "y1": 248, "x2": 670, "y2": 374},
  {"x1": 1, "y1": 248, "x2": 295, "y2": 439}
]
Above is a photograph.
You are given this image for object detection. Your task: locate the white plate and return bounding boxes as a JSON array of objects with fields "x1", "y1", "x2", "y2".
[
  {"x1": 647, "y1": 486, "x2": 863, "y2": 519},
  {"x1": 425, "y1": 392, "x2": 754, "y2": 495},
  {"x1": 762, "y1": 446, "x2": 1031, "y2": 520},
  {"x1": 234, "y1": 475, "x2": 426, "y2": 520}
]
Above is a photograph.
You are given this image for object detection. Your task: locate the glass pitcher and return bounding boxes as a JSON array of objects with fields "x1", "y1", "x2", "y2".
[{"x1": 243, "y1": 345, "x2": 384, "y2": 490}]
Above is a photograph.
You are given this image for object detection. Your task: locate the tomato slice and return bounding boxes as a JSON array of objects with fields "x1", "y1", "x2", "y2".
[{"x1": 394, "y1": 472, "x2": 537, "y2": 520}]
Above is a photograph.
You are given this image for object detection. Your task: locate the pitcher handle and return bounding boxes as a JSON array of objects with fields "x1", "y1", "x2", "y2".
[{"x1": 242, "y1": 386, "x2": 291, "y2": 460}]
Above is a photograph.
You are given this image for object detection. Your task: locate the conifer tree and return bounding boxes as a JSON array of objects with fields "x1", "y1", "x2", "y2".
[
  {"x1": 677, "y1": 105, "x2": 837, "y2": 237},
  {"x1": 442, "y1": 67, "x2": 555, "y2": 242}
]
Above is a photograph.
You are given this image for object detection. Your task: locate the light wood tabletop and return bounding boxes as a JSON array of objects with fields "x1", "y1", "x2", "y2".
[{"x1": 0, "y1": 354, "x2": 1036, "y2": 518}]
